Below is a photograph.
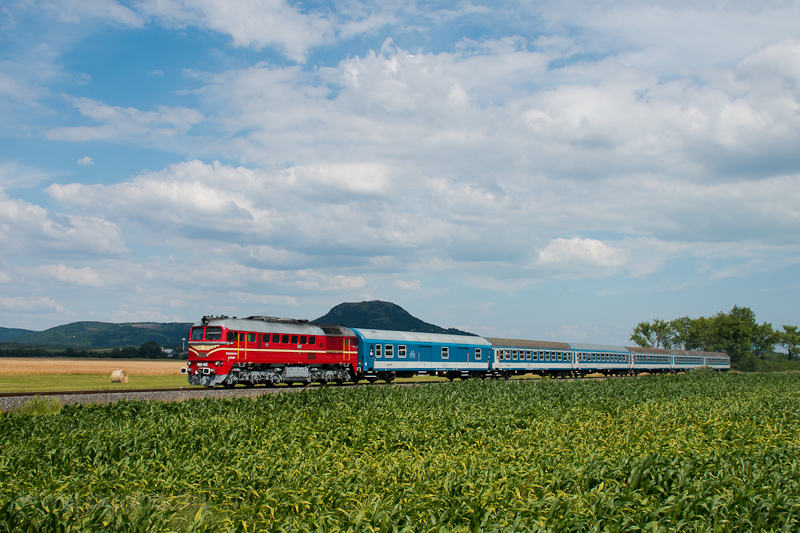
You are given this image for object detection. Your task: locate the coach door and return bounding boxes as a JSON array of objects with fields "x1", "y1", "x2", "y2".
[{"x1": 420, "y1": 345, "x2": 431, "y2": 369}]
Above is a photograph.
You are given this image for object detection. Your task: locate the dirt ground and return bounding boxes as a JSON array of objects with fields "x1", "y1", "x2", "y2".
[{"x1": 0, "y1": 358, "x2": 186, "y2": 376}]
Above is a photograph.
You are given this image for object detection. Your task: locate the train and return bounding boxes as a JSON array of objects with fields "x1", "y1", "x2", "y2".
[{"x1": 183, "y1": 315, "x2": 730, "y2": 387}]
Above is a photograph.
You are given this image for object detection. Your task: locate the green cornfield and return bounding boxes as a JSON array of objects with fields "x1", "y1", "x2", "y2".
[{"x1": 1, "y1": 372, "x2": 799, "y2": 532}]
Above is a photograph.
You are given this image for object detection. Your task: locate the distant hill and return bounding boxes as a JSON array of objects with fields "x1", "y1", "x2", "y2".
[
  {"x1": 314, "y1": 301, "x2": 476, "y2": 336},
  {"x1": 3, "y1": 301, "x2": 470, "y2": 350},
  {"x1": 0, "y1": 327, "x2": 37, "y2": 342},
  {"x1": 6, "y1": 321, "x2": 193, "y2": 350}
]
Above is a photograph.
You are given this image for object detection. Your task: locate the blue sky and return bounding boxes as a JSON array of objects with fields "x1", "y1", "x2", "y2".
[{"x1": 1, "y1": 0, "x2": 799, "y2": 344}]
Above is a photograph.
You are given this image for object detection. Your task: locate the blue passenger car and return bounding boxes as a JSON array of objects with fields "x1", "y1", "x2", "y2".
[
  {"x1": 352, "y1": 328, "x2": 492, "y2": 382},
  {"x1": 485, "y1": 338, "x2": 574, "y2": 378},
  {"x1": 571, "y1": 343, "x2": 631, "y2": 376}
]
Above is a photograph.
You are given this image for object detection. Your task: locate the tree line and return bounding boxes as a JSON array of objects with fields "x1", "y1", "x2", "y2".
[
  {"x1": 631, "y1": 305, "x2": 799, "y2": 370},
  {"x1": 0, "y1": 341, "x2": 180, "y2": 359}
]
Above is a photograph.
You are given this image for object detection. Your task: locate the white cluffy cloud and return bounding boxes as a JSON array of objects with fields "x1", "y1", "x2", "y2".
[
  {"x1": 0, "y1": 189, "x2": 128, "y2": 257},
  {"x1": 77, "y1": 156, "x2": 93, "y2": 166}
]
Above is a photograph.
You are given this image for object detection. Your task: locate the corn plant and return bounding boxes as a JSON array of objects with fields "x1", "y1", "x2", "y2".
[{"x1": 1, "y1": 373, "x2": 799, "y2": 532}]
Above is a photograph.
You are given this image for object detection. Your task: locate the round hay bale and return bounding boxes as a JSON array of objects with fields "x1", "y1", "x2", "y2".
[{"x1": 111, "y1": 369, "x2": 128, "y2": 383}]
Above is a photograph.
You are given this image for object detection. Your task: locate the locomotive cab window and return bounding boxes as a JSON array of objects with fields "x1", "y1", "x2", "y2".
[
  {"x1": 190, "y1": 328, "x2": 204, "y2": 340},
  {"x1": 206, "y1": 327, "x2": 222, "y2": 340}
]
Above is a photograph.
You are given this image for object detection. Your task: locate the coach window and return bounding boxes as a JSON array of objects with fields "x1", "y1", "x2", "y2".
[
  {"x1": 475, "y1": 348, "x2": 482, "y2": 360},
  {"x1": 442, "y1": 347, "x2": 450, "y2": 359},
  {"x1": 375, "y1": 345, "x2": 382, "y2": 358},
  {"x1": 386, "y1": 345, "x2": 394, "y2": 358},
  {"x1": 526, "y1": 350, "x2": 532, "y2": 360},
  {"x1": 399, "y1": 345, "x2": 406, "y2": 358},
  {"x1": 512, "y1": 350, "x2": 518, "y2": 360}
]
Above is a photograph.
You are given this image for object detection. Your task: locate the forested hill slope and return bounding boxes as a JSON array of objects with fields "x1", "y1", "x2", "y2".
[
  {"x1": 314, "y1": 301, "x2": 476, "y2": 336},
  {"x1": 6, "y1": 322, "x2": 192, "y2": 350},
  {"x1": 0, "y1": 327, "x2": 37, "y2": 342}
]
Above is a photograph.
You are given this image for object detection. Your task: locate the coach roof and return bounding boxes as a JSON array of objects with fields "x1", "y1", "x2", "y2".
[{"x1": 352, "y1": 328, "x2": 491, "y2": 346}]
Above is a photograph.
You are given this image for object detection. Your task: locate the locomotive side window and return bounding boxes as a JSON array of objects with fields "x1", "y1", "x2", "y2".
[
  {"x1": 206, "y1": 327, "x2": 222, "y2": 340},
  {"x1": 300, "y1": 336, "x2": 307, "y2": 344},
  {"x1": 272, "y1": 334, "x2": 280, "y2": 343},
  {"x1": 228, "y1": 332, "x2": 236, "y2": 341},
  {"x1": 309, "y1": 336, "x2": 316, "y2": 344},
  {"x1": 190, "y1": 328, "x2": 204, "y2": 340},
  {"x1": 247, "y1": 333, "x2": 255, "y2": 342},
  {"x1": 282, "y1": 335, "x2": 289, "y2": 343},
  {"x1": 291, "y1": 335, "x2": 298, "y2": 344}
]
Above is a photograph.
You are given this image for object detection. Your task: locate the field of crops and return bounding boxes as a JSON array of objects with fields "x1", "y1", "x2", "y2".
[{"x1": 1, "y1": 372, "x2": 799, "y2": 532}]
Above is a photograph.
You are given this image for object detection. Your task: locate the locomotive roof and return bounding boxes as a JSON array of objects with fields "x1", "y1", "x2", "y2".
[
  {"x1": 352, "y1": 328, "x2": 492, "y2": 346},
  {"x1": 485, "y1": 338, "x2": 572, "y2": 350},
  {"x1": 193, "y1": 316, "x2": 354, "y2": 336}
]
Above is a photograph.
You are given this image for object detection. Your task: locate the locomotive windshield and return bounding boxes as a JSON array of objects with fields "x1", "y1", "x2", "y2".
[{"x1": 189, "y1": 326, "x2": 223, "y2": 340}]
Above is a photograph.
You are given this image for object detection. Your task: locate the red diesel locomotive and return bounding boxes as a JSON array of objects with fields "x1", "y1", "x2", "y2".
[{"x1": 183, "y1": 315, "x2": 358, "y2": 387}]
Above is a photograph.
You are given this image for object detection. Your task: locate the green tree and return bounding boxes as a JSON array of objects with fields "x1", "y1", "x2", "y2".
[
  {"x1": 630, "y1": 319, "x2": 673, "y2": 348},
  {"x1": 138, "y1": 341, "x2": 162, "y2": 358},
  {"x1": 630, "y1": 305, "x2": 787, "y2": 369},
  {"x1": 780, "y1": 325, "x2": 800, "y2": 360}
]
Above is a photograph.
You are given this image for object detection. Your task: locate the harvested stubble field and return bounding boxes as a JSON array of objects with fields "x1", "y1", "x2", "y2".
[
  {"x1": 0, "y1": 358, "x2": 185, "y2": 376},
  {"x1": 0, "y1": 358, "x2": 189, "y2": 393},
  {"x1": 1, "y1": 372, "x2": 799, "y2": 532}
]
